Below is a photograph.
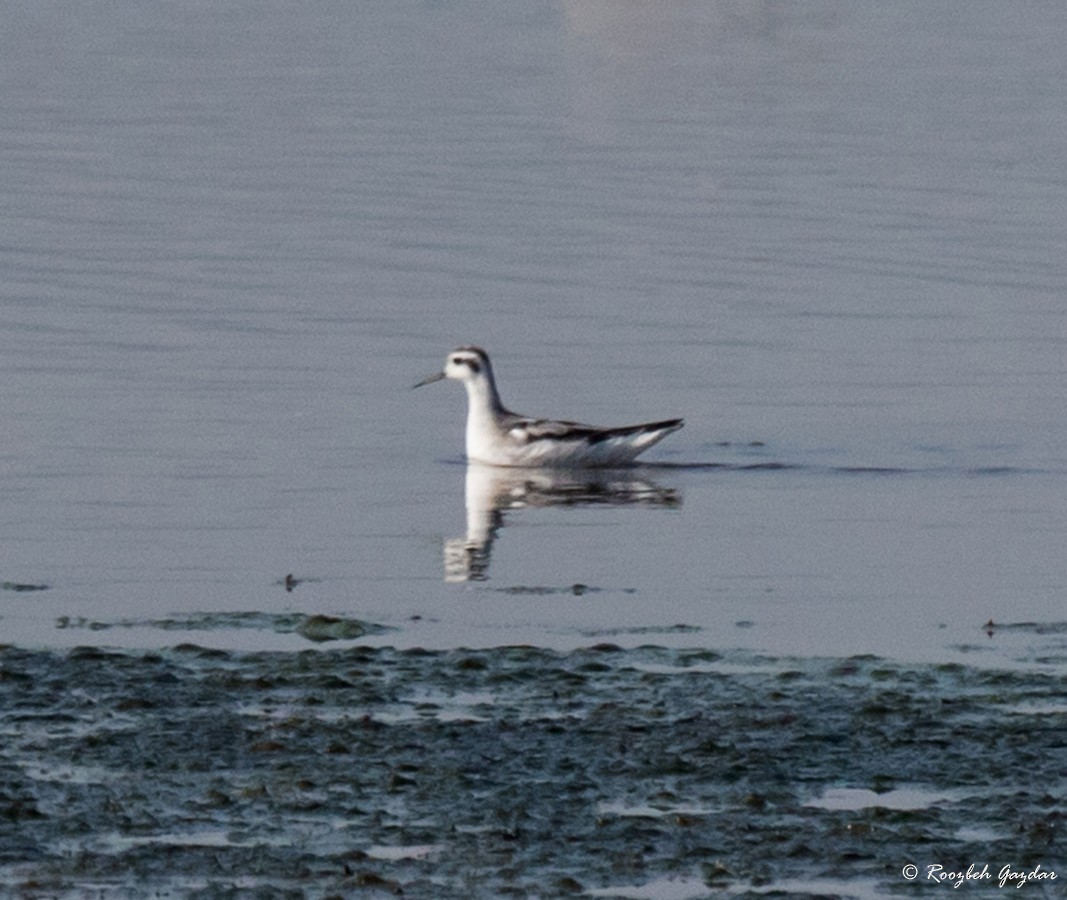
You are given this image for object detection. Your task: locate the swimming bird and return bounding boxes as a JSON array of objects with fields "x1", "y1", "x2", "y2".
[{"x1": 414, "y1": 346, "x2": 683, "y2": 467}]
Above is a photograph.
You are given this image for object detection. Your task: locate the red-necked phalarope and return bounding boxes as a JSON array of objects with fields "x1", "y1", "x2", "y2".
[{"x1": 414, "y1": 346, "x2": 683, "y2": 467}]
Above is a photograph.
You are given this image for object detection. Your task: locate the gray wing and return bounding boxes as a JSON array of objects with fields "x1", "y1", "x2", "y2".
[
  {"x1": 507, "y1": 417, "x2": 598, "y2": 443},
  {"x1": 509, "y1": 417, "x2": 683, "y2": 445}
]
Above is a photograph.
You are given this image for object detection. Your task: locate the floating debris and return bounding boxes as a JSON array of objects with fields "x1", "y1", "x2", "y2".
[
  {"x1": 296, "y1": 614, "x2": 376, "y2": 643},
  {"x1": 496, "y1": 583, "x2": 610, "y2": 597},
  {"x1": 2, "y1": 581, "x2": 50, "y2": 593},
  {"x1": 277, "y1": 574, "x2": 325, "y2": 592},
  {"x1": 51, "y1": 610, "x2": 393, "y2": 643}
]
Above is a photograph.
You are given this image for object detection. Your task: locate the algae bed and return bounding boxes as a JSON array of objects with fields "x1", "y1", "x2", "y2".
[{"x1": 0, "y1": 641, "x2": 1063, "y2": 898}]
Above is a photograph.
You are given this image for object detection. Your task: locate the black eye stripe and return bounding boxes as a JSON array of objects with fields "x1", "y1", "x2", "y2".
[{"x1": 452, "y1": 356, "x2": 482, "y2": 373}]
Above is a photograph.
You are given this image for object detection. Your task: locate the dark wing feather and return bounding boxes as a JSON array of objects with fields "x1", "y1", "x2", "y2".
[
  {"x1": 585, "y1": 418, "x2": 684, "y2": 444},
  {"x1": 510, "y1": 418, "x2": 600, "y2": 443},
  {"x1": 511, "y1": 417, "x2": 683, "y2": 445}
]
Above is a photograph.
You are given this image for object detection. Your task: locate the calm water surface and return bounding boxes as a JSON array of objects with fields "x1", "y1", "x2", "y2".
[
  {"x1": 2, "y1": 4, "x2": 1066, "y2": 898},
  {"x1": 1, "y1": 1, "x2": 1066, "y2": 669}
]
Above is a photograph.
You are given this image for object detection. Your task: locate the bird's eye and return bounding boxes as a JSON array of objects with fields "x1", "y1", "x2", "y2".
[{"x1": 451, "y1": 357, "x2": 461, "y2": 365}]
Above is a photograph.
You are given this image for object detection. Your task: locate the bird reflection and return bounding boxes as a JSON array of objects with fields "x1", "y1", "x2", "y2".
[{"x1": 444, "y1": 463, "x2": 681, "y2": 582}]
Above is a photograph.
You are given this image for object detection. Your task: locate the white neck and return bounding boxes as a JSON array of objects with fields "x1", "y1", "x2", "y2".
[
  {"x1": 463, "y1": 372, "x2": 507, "y2": 460},
  {"x1": 464, "y1": 370, "x2": 506, "y2": 419}
]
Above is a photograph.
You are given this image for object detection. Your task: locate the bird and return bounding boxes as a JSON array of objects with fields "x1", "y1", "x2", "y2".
[{"x1": 414, "y1": 346, "x2": 683, "y2": 467}]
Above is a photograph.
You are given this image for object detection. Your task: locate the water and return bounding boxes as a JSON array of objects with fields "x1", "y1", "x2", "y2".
[
  {"x1": 1, "y1": 644, "x2": 1062, "y2": 899},
  {"x1": 1, "y1": 2, "x2": 1065, "y2": 896},
  {"x1": 2, "y1": 0, "x2": 1064, "y2": 662}
]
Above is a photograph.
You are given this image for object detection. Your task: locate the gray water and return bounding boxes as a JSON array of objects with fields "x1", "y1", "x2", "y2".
[
  {"x1": 2, "y1": 2, "x2": 1066, "y2": 897},
  {"x1": 4, "y1": 1, "x2": 1065, "y2": 665}
]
